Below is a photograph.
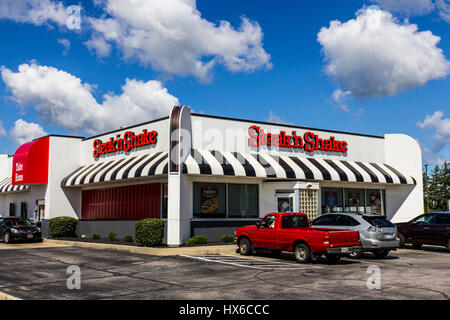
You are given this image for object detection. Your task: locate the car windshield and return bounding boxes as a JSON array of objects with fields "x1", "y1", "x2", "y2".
[
  {"x1": 4, "y1": 218, "x2": 33, "y2": 227},
  {"x1": 363, "y1": 216, "x2": 395, "y2": 228}
]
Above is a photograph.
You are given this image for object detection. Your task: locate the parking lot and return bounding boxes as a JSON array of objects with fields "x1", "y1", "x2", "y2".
[{"x1": 0, "y1": 244, "x2": 448, "y2": 300}]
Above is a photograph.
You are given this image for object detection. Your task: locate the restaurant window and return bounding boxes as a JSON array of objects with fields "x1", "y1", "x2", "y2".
[
  {"x1": 344, "y1": 189, "x2": 365, "y2": 213},
  {"x1": 9, "y1": 203, "x2": 16, "y2": 217},
  {"x1": 365, "y1": 189, "x2": 385, "y2": 215},
  {"x1": 193, "y1": 183, "x2": 227, "y2": 218},
  {"x1": 321, "y1": 188, "x2": 343, "y2": 213},
  {"x1": 161, "y1": 183, "x2": 168, "y2": 219},
  {"x1": 228, "y1": 184, "x2": 258, "y2": 218}
]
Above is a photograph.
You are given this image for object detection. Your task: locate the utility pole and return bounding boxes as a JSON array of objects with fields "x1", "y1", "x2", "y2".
[{"x1": 424, "y1": 163, "x2": 429, "y2": 213}]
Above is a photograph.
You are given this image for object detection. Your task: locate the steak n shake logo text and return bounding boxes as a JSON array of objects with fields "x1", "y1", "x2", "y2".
[
  {"x1": 248, "y1": 125, "x2": 348, "y2": 153},
  {"x1": 15, "y1": 162, "x2": 24, "y2": 182},
  {"x1": 93, "y1": 129, "x2": 158, "y2": 158}
]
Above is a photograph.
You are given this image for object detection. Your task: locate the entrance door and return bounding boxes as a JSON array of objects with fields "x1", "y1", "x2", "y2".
[{"x1": 276, "y1": 193, "x2": 294, "y2": 213}]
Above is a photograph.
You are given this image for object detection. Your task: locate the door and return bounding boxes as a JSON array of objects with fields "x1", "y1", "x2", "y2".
[
  {"x1": 432, "y1": 214, "x2": 450, "y2": 245},
  {"x1": 253, "y1": 215, "x2": 277, "y2": 249},
  {"x1": 408, "y1": 214, "x2": 436, "y2": 244},
  {"x1": 276, "y1": 194, "x2": 294, "y2": 213}
]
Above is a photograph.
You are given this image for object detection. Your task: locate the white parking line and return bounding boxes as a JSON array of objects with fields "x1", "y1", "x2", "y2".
[{"x1": 179, "y1": 254, "x2": 322, "y2": 270}]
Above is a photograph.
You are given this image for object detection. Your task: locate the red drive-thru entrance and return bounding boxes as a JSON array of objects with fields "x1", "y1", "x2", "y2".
[
  {"x1": 12, "y1": 137, "x2": 49, "y2": 185},
  {"x1": 82, "y1": 183, "x2": 161, "y2": 220}
]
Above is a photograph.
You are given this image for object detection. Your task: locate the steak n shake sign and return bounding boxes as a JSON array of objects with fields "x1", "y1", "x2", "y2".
[
  {"x1": 93, "y1": 129, "x2": 158, "y2": 158},
  {"x1": 248, "y1": 125, "x2": 348, "y2": 153}
]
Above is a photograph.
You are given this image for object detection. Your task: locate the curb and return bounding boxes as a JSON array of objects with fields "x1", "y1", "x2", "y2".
[{"x1": 43, "y1": 239, "x2": 237, "y2": 256}]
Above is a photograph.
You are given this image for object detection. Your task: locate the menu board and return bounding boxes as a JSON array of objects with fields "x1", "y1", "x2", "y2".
[{"x1": 200, "y1": 185, "x2": 219, "y2": 214}]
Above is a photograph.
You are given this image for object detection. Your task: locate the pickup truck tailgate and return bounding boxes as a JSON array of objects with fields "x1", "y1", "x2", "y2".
[{"x1": 315, "y1": 228, "x2": 360, "y2": 244}]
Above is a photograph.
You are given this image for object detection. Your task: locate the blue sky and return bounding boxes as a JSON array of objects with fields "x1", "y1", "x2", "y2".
[{"x1": 0, "y1": 0, "x2": 449, "y2": 165}]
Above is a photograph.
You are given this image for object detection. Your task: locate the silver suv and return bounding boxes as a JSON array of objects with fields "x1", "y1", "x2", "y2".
[{"x1": 311, "y1": 212, "x2": 400, "y2": 258}]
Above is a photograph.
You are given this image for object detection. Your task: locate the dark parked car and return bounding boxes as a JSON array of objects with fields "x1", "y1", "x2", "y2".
[
  {"x1": 395, "y1": 212, "x2": 450, "y2": 251},
  {"x1": 0, "y1": 217, "x2": 42, "y2": 243}
]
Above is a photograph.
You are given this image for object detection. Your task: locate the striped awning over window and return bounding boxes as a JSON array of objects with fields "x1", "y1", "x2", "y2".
[
  {"x1": 61, "y1": 149, "x2": 416, "y2": 187},
  {"x1": 0, "y1": 177, "x2": 31, "y2": 193},
  {"x1": 62, "y1": 151, "x2": 169, "y2": 187},
  {"x1": 182, "y1": 150, "x2": 416, "y2": 185}
]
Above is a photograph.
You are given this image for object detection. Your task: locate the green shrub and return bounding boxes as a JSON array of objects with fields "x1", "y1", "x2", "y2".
[
  {"x1": 192, "y1": 235, "x2": 207, "y2": 244},
  {"x1": 135, "y1": 218, "x2": 164, "y2": 247},
  {"x1": 221, "y1": 234, "x2": 234, "y2": 243},
  {"x1": 124, "y1": 235, "x2": 133, "y2": 242},
  {"x1": 108, "y1": 232, "x2": 117, "y2": 241},
  {"x1": 185, "y1": 237, "x2": 196, "y2": 246},
  {"x1": 92, "y1": 233, "x2": 101, "y2": 239},
  {"x1": 49, "y1": 216, "x2": 78, "y2": 238}
]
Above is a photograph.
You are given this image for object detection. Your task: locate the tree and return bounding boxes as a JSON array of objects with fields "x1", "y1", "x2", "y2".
[{"x1": 423, "y1": 162, "x2": 449, "y2": 212}]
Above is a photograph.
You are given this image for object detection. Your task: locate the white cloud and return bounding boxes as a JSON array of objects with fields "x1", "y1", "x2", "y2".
[
  {"x1": 417, "y1": 110, "x2": 450, "y2": 152},
  {"x1": 436, "y1": 0, "x2": 450, "y2": 22},
  {"x1": 57, "y1": 38, "x2": 70, "y2": 55},
  {"x1": 9, "y1": 119, "x2": 47, "y2": 145},
  {"x1": 0, "y1": 121, "x2": 6, "y2": 137},
  {"x1": 86, "y1": 0, "x2": 272, "y2": 81},
  {"x1": 1, "y1": 63, "x2": 180, "y2": 135},
  {"x1": 370, "y1": 0, "x2": 435, "y2": 16},
  {"x1": 266, "y1": 111, "x2": 293, "y2": 125},
  {"x1": 415, "y1": 138, "x2": 448, "y2": 165},
  {"x1": 317, "y1": 6, "x2": 450, "y2": 99},
  {"x1": 330, "y1": 89, "x2": 351, "y2": 112},
  {"x1": 0, "y1": 0, "x2": 69, "y2": 26},
  {"x1": 84, "y1": 36, "x2": 112, "y2": 57}
]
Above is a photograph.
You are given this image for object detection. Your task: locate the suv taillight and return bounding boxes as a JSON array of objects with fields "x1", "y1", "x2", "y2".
[{"x1": 323, "y1": 235, "x2": 330, "y2": 244}]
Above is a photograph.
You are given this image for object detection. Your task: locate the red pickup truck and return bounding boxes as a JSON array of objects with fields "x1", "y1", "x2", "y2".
[{"x1": 235, "y1": 212, "x2": 361, "y2": 263}]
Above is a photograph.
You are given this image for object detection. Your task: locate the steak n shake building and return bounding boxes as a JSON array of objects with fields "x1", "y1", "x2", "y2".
[{"x1": 0, "y1": 106, "x2": 423, "y2": 245}]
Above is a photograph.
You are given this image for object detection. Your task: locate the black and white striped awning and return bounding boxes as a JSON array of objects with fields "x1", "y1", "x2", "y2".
[
  {"x1": 0, "y1": 177, "x2": 31, "y2": 193},
  {"x1": 182, "y1": 150, "x2": 416, "y2": 185},
  {"x1": 61, "y1": 149, "x2": 416, "y2": 187},
  {"x1": 62, "y1": 151, "x2": 169, "y2": 187}
]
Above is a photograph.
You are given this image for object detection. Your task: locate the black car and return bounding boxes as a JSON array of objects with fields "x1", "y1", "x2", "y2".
[
  {"x1": 395, "y1": 212, "x2": 450, "y2": 251},
  {"x1": 0, "y1": 217, "x2": 42, "y2": 243}
]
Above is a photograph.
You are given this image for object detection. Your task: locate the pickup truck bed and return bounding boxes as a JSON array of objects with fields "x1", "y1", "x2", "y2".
[{"x1": 235, "y1": 212, "x2": 361, "y2": 263}]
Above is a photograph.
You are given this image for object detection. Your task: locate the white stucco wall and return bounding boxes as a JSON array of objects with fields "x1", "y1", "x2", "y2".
[
  {"x1": 191, "y1": 115, "x2": 386, "y2": 163},
  {"x1": 45, "y1": 136, "x2": 83, "y2": 219},
  {"x1": 384, "y1": 134, "x2": 424, "y2": 222}
]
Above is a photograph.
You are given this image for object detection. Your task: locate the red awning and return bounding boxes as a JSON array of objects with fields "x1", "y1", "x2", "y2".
[{"x1": 12, "y1": 137, "x2": 49, "y2": 185}]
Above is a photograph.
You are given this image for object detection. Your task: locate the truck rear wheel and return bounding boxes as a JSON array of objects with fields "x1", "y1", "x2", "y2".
[
  {"x1": 294, "y1": 243, "x2": 311, "y2": 263},
  {"x1": 238, "y1": 237, "x2": 253, "y2": 256}
]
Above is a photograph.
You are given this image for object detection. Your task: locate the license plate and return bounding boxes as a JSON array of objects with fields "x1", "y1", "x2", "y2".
[
  {"x1": 340, "y1": 247, "x2": 349, "y2": 253},
  {"x1": 384, "y1": 234, "x2": 394, "y2": 239},
  {"x1": 27, "y1": 234, "x2": 33, "y2": 239}
]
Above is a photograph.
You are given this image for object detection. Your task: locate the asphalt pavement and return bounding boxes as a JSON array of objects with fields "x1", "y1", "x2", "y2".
[{"x1": 0, "y1": 245, "x2": 448, "y2": 300}]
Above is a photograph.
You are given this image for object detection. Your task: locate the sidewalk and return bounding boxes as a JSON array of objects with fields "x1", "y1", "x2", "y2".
[{"x1": 43, "y1": 239, "x2": 237, "y2": 256}]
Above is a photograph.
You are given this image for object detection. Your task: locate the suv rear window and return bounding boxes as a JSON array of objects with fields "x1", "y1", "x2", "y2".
[
  {"x1": 363, "y1": 216, "x2": 395, "y2": 228},
  {"x1": 282, "y1": 215, "x2": 309, "y2": 228}
]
